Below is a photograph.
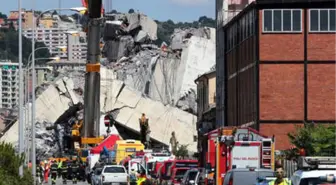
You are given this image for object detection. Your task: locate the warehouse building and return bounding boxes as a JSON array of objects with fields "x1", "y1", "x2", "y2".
[{"x1": 217, "y1": 0, "x2": 335, "y2": 149}]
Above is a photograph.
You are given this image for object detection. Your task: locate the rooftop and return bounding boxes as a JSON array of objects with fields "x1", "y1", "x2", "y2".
[
  {"x1": 223, "y1": 0, "x2": 336, "y2": 29},
  {"x1": 194, "y1": 68, "x2": 216, "y2": 83}
]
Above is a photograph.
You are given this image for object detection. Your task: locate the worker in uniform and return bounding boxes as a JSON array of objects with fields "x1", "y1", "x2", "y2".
[
  {"x1": 136, "y1": 170, "x2": 148, "y2": 185},
  {"x1": 44, "y1": 160, "x2": 50, "y2": 183},
  {"x1": 57, "y1": 159, "x2": 63, "y2": 178},
  {"x1": 139, "y1": 113, "x2": 149, "y2": 148},
  {"x1": 130, "y1": 168, "x2": 138, "y2": 185},
  {"x1": 50, "y1": 160, "x2": 59, "y2": 185},
  {"x1": 66, "y1": 159, "x2": 73, "y2": 180},
  {"x1": 36, "y1": 163, "x2": 43, "y2": 185},
  {"x1": 268, "y1": 167, "x2": 291, "y2": 185},
  {"x1": 61, "y1": 161, "x2": 69, "y2": 184},
  {"x1": 71, "y1": 160, "x2": 80, "y2": 184}
]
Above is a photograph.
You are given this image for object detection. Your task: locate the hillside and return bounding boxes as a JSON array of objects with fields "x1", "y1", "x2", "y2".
[
  {"x1": 0, "y1": 27, "x2": 50, "y2": 65},
  {"x1": 154, "y1": 16, "x2": 216, "y2": 45}
]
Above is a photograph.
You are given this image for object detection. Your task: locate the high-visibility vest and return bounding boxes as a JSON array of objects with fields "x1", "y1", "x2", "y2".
[
  {"x1": 268, "y1": 179, "x2": 291, "y2": 185},
  {"x1": 137, "y1": 177, "x2": 146, "y2": 185}
]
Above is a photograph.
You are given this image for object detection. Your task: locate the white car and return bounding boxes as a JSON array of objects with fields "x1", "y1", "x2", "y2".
[
  {"x1": 101, "y1": 165, "x2": 129, "y2": 185},
  {"x1": 291, "y1": 156, "x2": 336, "y2": 185}
]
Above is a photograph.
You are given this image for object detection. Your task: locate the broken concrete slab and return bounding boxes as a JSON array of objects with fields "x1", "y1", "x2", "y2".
[
  {"x1": 0, "y1": 77, "x2": 77, "y2": 145},
  {"x1": 98, "y1": 77, "x2": 197, "y2": 151},
  {"x1": 134, "y1": 30, "x2": 149, "y2": 43},
  {"x1": 139, "y1": 14, "x2": 158, "y2": 41},
  {"x1": 126, "y1": 13, "x2": 141, "y2": 32}
]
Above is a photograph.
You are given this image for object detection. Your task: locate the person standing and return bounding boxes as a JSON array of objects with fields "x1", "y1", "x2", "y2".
[
  {"x1": 44, "y1": 160, "x2": 50, "y2": 183},
  {"x1": 71, "y1": 160, "x2": 80, "y2": 183},
  {"x1": 169, "y1": 132, "x2": 177, "y2": 155},
  {"x1": 268, "y1": 166, "x2": 291, "y2": 185},
  {"x1": 50, "y1": 160, "x2": 59, "y2": 185},
  {"x1": 61, "y1": 161, "x2": 69, "y2": 184}
]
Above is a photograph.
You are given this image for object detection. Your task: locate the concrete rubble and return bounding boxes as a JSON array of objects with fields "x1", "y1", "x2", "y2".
[
  {"x1": 0, "y1": 68, "x2": 197, "y2": 157},
  {"x1": 0, "y1": 12, "x2": 215, "y2": 157},
  {"x1": 102, "y1": 13, "x2": 215, "y2": 113}
]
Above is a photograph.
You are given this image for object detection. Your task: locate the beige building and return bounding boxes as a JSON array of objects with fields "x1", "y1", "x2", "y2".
[
  {"x1": 195, "y1": 69, "x2": 216, "y2": 133},
  {"x1": 194, "y1": 69, "x2": 216, "y2": 165},
  {"x1": 7, "y1": 9, "x2": 35, "y2": 29}
]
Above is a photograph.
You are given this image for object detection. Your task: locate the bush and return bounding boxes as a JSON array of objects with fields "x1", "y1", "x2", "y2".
[
  {"x1": 0, "y1": 142, "x2": 33, "y2": 185},
  {"x1": 285, "y1": 123, "x2": 335, "y2": 160}
]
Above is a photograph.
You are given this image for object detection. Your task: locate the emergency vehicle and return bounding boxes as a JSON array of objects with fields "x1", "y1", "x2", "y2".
[
  {"x1": 142, "y1": 150, "x2": 174, "y2": 171},
  {"x1": 291, "y1": 156, "x2": 336, "y2": 185},
  {"x1": 112, "y1": 139, "x2": 145, "y2": 164},
  {"x1": 203, "y1": 127, "x2": 275, "y2": 185}
]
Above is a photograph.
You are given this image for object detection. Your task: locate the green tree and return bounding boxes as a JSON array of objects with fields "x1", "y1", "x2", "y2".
[
  {"x1": 0, "y1": 142, "x2": 33, "y2": 185},
  {"x1": 286, "y1": 123, "x2": 335, "y2": 159},
  {"x1": 0, "y1": 29, "x2": 50, "y2": 65},
  {"x1": 128, "y1": 9, "x2": 135, "y2": 14},
  {"x1": 0, "y1": 12, "x2": 7, "y2": 19},
  {"x1": 154, "y1": 16, "x2": 215, "y2": 45},
  {"x1": 175, "y1": 144, "x2": 189, "y2": 159}
]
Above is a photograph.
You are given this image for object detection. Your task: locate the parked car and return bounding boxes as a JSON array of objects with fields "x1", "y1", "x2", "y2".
[
  {"x1": 222, "y1": 168, "x2": 275, "y2": 185},
  {"x1": 181, "y1": 169, "x2": 199, "y2": 185},
  {"x1": 167, "y1": 168, "x2": 190, "y2": 185},
  {"x1": 195, "y1": 168, "x2": 206, "y2": 185},
  {"x1": 101, "y1": 165, "x2": 129, "y2": 185}
]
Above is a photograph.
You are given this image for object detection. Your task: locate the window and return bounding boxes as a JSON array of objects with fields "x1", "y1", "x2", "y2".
[
  {"x1": 309, "y1": 9, "x2": 336, "y2": 32},
  {"x1": 263, "y1": 9, "x2": 302, "y2": 32},
  {"x1": 103, "y1": 166, "x2": 126, "y2": 173}
]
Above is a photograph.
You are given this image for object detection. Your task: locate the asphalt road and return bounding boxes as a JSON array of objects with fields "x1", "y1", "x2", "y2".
[{"x1": 43, "y1": 178, "x2": 90, "y2": 185}]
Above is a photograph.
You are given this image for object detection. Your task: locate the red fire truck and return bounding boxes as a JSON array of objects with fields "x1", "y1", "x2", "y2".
[{"x1": 203, "y1": 127, "x2": 275, "y2": 185}]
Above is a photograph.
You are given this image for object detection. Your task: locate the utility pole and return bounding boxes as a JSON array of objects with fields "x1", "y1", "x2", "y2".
[
  {"x1": 31, "y1": 0, "x2": 36, "y2": 182},
  {"x1": 83, "y1": 0, "x2": 102, "y2": 138},
  {"x1": 18, "y1": 0, "x2": 24, "y2": 177}
]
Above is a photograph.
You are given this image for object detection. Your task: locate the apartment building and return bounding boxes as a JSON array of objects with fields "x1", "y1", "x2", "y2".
[
  {"x1": 216, "y1": 0, "x2": 335, "y2": 150},
  {"x1": 195, "y1": 69, "x2": 216, "y2": 166},
  {"x1": 7, "y1": 9, "x2": 35, "y2": 29},
  {"x1": 0, "y1": 61, "x2": 19, "y2": 109},
  {"x1": 39, "y1": 13, "x2": 56, "y2": 29},
  {"x1": 23, "y1": 27, "x2": 87, "y2": 60}
]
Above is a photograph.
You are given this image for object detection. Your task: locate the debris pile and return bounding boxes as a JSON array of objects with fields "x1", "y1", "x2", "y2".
[
  {"x1": 101, "y1": 13, "x2": 216, "y2": 114},
  {"x1": 0, "y1": 12, "x2": 215, "y2": 157}
]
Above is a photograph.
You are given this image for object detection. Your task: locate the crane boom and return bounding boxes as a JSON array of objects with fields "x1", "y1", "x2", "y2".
[{"x1": 83, "y1": 0, "x2": 103, "y2": 139}]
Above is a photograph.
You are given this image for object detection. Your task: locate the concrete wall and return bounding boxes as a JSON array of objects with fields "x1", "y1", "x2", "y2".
[{"x1": 180, "y1": 36, "x2": 216, "y2": 98}]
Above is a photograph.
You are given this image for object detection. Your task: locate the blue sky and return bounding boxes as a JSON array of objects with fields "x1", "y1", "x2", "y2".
[{"x1": 0, "y1": 0, "x2": 215, "y2": 22}]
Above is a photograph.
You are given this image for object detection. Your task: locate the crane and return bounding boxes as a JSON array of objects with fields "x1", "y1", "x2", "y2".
[{"x1": 74, "y1": 0, "x2": 105, "y2": 162}]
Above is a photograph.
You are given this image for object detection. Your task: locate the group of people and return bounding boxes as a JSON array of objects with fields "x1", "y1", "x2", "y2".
[{"x1": 35, "y1": 159, "x2": 82, "y2": 185}]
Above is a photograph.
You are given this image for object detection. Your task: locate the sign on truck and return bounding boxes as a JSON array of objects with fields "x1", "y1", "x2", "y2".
[{"x1": 231, "y1": 142, "x2": 261, "y2": 169}]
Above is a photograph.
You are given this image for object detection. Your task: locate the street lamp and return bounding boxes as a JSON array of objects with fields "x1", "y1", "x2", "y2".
[
  {"x1": 18, "y1": 0, "x2": 24, "y2": 177},
  {"x1": 30, "y1": 6, "x2": 85, "y2": 182}
]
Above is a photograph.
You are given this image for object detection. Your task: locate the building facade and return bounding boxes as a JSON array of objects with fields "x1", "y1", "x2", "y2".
[
  {"x1": 23, "y1": 27, "x2": 87, "y2": 60},
  {"x1": 216, "y1": 0, "x2": 256, "y2": 127},
  {"x1": 217, "y1": 0, "x2": 335, "y2": 150},
  {"x1": 0, "y1": 61, "x2": 19, "y2": 109},
  {"x1": 195, "y1": 70, "x2": 216, "y2": 166},
  {"x1": 7, "y1": 9, "x2": 35, "y2": 29}
]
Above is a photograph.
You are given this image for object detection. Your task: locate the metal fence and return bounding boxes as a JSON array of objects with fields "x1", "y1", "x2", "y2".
[{"x1": 282, "y1": 159, "x2": 297, "y2": 178}]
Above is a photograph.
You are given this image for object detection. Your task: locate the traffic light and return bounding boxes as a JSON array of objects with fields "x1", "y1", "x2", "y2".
[{"x1": 104, "y1": 115, "x2": 113, "y2": 127}]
